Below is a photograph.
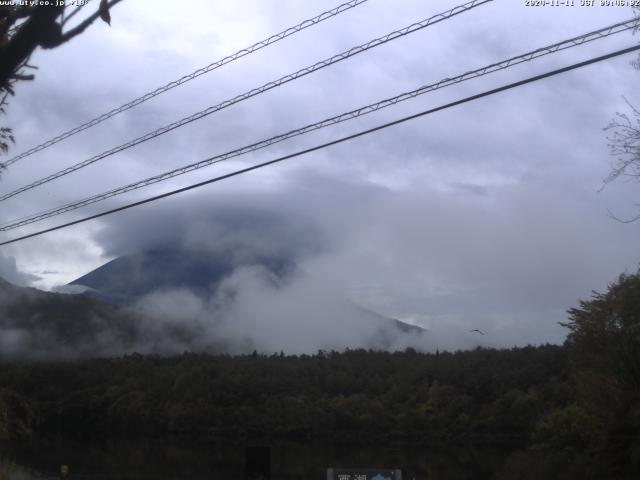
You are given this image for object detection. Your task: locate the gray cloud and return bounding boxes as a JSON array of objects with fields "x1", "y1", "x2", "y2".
[
  {"x1": 81, "y1": 167, "x2": 639, "y2": 350},
  {"x1": 127, "y1": 266, "x2": 425, "y2": 356},
  {"x1": 0, "y1": 257, "x2": 426, "y2": 361},
  {"x1": 0, "y1": 253, "x2": 39, "y2": 287},
  {"x1": 0, "y1": 0, "x2": 639, "y2": 352},
  {"x1": 91, "y1": 188, "x2": 330, "y2": 261}
]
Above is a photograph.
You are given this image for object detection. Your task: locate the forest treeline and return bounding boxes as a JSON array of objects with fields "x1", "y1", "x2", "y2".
[
  {"x1": 0, "y1": 271, "x2": 639, "y2": 479},
  {"x1": 0, "y1": 344, "x2": 568, "y2": 442}
]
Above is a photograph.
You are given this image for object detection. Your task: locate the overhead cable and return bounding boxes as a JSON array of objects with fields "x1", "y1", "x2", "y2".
[
  {"x1": 0, "y1": 0, "x2": 372, "y2": 168},
  {"x1": 0, "y1": 0, "x2": 493, "y2": 202},
  {"x1": 2, "y1": 43, "x2": 639, "y2": 246},
  {"x1": 1, "y1": 17, "x2": 636, "y2": 231}
]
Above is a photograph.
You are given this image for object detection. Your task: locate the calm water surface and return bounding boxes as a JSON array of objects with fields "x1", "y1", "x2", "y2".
[{"x1": 0, "y1": 438, "x2": 517, "y2": 480}]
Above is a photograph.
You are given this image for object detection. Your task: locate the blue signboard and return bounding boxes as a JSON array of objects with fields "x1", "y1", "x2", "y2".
[{"x1": 327, "y1": 469, "x2": 402, "y2": 480}]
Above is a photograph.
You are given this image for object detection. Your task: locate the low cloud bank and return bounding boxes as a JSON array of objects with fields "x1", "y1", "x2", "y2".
[
  {"x1": 129, "y1": 265, "x2": 426, "y2": 355},
  {"x1": 0, "y1": 263, "x2": 425, "y2": 361}
]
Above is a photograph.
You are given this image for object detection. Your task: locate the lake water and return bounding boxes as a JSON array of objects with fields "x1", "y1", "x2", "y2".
[{"x1": 0, "y1": 438, "x2": 517, "y2": 479}]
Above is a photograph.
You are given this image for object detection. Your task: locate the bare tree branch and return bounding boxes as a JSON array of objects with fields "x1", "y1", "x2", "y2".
[
  {"x1": 604, "y1": 98, "x2": 640, "y2": 186},
  {"x1": 607, "y1": 207, "x2": 640, "y2": 224},
  {"x1": 9, "y1": 73, "x2": 34, "y2": 81},
  {"x1": 53, "y1": 0, "x2": 123, "y2": 47},
  {"x1": 61, "y1": 3, "x2": 90, "y2": 27}
]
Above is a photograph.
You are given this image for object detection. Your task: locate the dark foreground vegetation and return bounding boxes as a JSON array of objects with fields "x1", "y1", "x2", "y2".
[{"x1": 0, "y1": 271, "x2": 639, "y2": 479}]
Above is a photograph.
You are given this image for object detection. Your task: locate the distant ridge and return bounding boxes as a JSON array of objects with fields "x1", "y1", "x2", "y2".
[
  {"x1": 70, "y1": 248, "x2": 293, "y2": 303},
  {"x1": 69, "y1": 248, "x2": 425, "y2": 337},
  {"x1": 0, "y1": 275, "x2": 139, "y2": 360}
]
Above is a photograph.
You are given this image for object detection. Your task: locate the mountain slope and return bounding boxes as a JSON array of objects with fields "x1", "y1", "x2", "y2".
[
  {"x1": 1, "y1": 259, "x2": 425, "y2": 360},
  {"x1": 70, "y1": 249, "x2": 293, "y2": 303},
  {"x1": 69, "y1": 248, "x2": 425, "y2": 340},
  {"x1": 0, "y1": 277, "x2": 139, "y2": 360}
]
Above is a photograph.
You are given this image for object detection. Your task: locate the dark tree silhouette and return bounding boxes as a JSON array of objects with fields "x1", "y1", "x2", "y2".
[
  {"x1": 0, "y1": 0, "x2": 123, "y2": 158},
  {"x1": 562, "y1": 270, "x2": 640, "y2": 390}
]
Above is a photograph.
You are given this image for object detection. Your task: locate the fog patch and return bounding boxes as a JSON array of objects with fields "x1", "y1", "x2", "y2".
[
  {"x1": 128, "y1": 265, "x2": 426, "y2": 356},
  {"x1": 52, "y1": 284, "x2": 96, "y2": 295},
  {"x1": 0, "y1": 253, "x2": 39, "y2": 287}
]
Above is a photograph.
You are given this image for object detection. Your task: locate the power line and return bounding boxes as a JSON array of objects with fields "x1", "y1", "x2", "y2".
[
  {"x1": 0, "y1": 0, "x2": 493, "y2": 203},
  {"x1": 0, "y1": 0, "x2": 372, "y2": 168},
  {"x1": 1, "y1": 17, "x2": 637, "y2": 232},
  {"x1": 2, "y1": 43, "x2": 639, "y2": 247}
]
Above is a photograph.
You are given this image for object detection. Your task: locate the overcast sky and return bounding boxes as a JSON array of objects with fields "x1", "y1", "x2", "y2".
[{"x1": 1, "y1": 0, "x2": 639, "y2": 348}]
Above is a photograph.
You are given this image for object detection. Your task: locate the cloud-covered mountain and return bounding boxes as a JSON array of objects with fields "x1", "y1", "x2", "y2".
[
  {"x1": 0, "y1": 194, "x2": 427, "y2": 362},
  {"x1": 69, "y1": 248, "x2": 295, "y2": 303},
  {"x1": 0, "y1": 236, "x2": 425, "y2": 361},
  {"x1": 67, "y1": 247, "x2": 424, "y2": 355}
]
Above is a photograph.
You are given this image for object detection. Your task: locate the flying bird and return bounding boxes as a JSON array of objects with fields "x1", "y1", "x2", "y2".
[{"x1": 469, "y1": 329, "x2": 485, "y2": 335}]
